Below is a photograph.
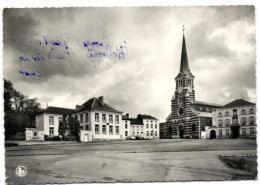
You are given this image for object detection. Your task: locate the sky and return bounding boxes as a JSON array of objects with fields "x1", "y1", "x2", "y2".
[{"x1": 3, "y1": 6, "x2": 256, "y2": 122}]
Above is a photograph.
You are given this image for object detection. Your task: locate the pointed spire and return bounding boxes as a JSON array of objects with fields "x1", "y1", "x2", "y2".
[{"x1": 180, "y1": 29, "x2": 190, "y2": 74}]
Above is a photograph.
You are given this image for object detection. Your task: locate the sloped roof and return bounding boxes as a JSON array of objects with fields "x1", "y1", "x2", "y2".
[
  {"x1": 74, "y1": 97, "x2": 122, "y2": 113},
  {"x1": 130, "y1": 118, "x2": 143, "y2": 125},
  {"x1": 193, "y1": 100, "x2": 221, "y2": 107},
  {"x1": 222, "y1": 99, "x2": 255, "y2": 108},
  {"x1": 138, "y1": 114, "x2": 157, "y2": 120},
  {"x1": 42, "y1": 106, "x2": 74, "y2": 115}
]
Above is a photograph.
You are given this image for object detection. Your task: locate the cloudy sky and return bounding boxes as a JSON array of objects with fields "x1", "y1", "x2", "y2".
[{"x1": 3, "y1": 6, "x2": 256, "y2": 121}]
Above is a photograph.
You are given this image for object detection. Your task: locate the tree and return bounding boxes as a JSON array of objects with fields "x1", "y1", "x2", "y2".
[
  {"x1": 58, "y1": 116, "x2": 68, "y2": 140},
  {"x1": 68, "y1": 116, "x2": 80, "y2": 140}
]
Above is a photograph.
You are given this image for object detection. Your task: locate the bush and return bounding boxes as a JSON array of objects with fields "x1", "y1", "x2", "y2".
[
  {"x1": 7, "y1": 132, "x2": 25, "y2": 140},
  {"x1": 44, "y1": 135, "x2": 62, "y2": 141},
  {"x1": 64, "y1": 134, "x2": 77, "y2": 141}
]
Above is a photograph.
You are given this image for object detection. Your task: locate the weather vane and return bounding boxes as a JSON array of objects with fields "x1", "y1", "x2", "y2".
[{"x1": 182, "y1": 25, "x2": 185, "y2": 33}]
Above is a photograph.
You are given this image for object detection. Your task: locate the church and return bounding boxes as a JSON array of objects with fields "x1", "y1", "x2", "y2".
[{"x1": 165, "y1": 32, "x2": 221, "y2": 139}]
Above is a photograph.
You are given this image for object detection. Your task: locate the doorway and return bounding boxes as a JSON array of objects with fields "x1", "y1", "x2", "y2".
[
  {"x1": 231, "y1": 126, "x2": 240, "y2": 139},
  {"x1": 179, "y1": 130, "x2": 184, "y2": 138},
  {"x1": 84, "y1": 134, "x2": 89, "y2": 142},
  {"x1": 210, "y1": 130, "x2": 216, "y2": 139}
]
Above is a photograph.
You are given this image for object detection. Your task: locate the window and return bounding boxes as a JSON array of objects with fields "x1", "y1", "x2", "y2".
[
  {"x1": 102, "y1": 125, "x2": 106, "y2": 134},
  {"x1": 225, "y1": 119, "x2": 230, "y2": 127},
  {"x1": 242, "y1": 128, "x2": 246, "y2": 135},
  {"x1": 132, "y1": 132, "x2": 135, "y2": 136},
  {"x1": 125, "y1": 131, "x2": 128, "y2": 136},
  {"x1": 147, "y1": 131, "x2": 149, "y2": 136},
  {"x1": 115, "y1": 126, "x2": 119, "y2": 135},
  {"x1": 241, "y1": 109, "x2": 246, "y2": 115},
  {"x1": 200, "y1": 106, "x2": 203, "y2": 111},
  {"x1": 146, "y1": 124, "x2": 149, "y2": 129},
  {"x1": 218, "y1": 112, "x2": 222, "y2": 117},
  {"x1": 233, "y1": 109, "x2": 237, "y2": 116},
  {"x1": 206, "y1": 107, "x2": 209, "y2": 112},
  {"x1": 155, "y1": 124, "x2": 157, "y2": 129},
  {"x1": 219, "y1": 129, "x2": 222, "y2": 136},
  {"x1": 80, "y1": 114, "x2": 83, "y2": 123},
  {"x1": 49, "y1": 116, "x2": 54, "y2": 125},
  {"x1": 115, "y1": 115, "x2": 119, "y2": 124},
  {"x1": 137, "y1": 132, "x2": 139, "y2": 136},
  {"x1": 125, "y1": 124, "x2": 128, "y2": 129},
  {"x1": 59, "y1": 117, "x2": 63, "y2": 123},
  {"x1": 249, "y1": 108, "x2": 254, "y2": 114},
  {"x1": 109, "y1": 115, "x2": 113, "y2": 123},
  {"x1": 95, "y1": 113, "x2": 99, "y2": 122},
  {"x1": 218, "y1": 119, "x2": 223, "y2": 127},
  {"x1": 85, "y1": 113, "x2": 89, "y2": 122},
  {"x1": 151, "y1": 131, "x2": 154, "y2": 136},
  {"x1": 137, "y1": 126, "x2": 139, "y2": 131},
  {"x1": 102, "y1": 114, "x2": 106, "y2": 123},
  {"x1": 225, "y1": 111, "x2": 230, "y2": 117},
  {"x1": 241, "y1": 117, "x2": 247, "y2": 126},
  {"x1": 49, "y1": 127, "x2": 54, "y2": 136},
  {"x1": 155, "y1": 131, "x2": 158, "y2": 137},
  {"x1": 86, "y1": 125, "x2": 89, "y2": 130},
  {"x1": 249, "y1": 117, "x2": 255, "y2": 125},
  {"x1": 151, "y1": 124, "x2": 153, "y2": 129},
  {"x1": 109, "y1": 126, "x2": 113, "y2": 135},
  {"x1": 141, "y1": 126, "x2": 143, "y2": 132},
  {"x1": 132, "y1": 126, "x2": 135, "y2": 131},
  {"x1": 34, "y1": 132, "x2": 37, "y2": 136},
  {"x1": 250, "y1": 127, "x2": 255, "y2": 134},
  {"x1": 192, "y1": 123, "x2": 196, "y2": 131},
  {"x1": 226, "y1": 129, "x2": 229, "y2": 136},
  {"x1": 151, "y1": 121, "x2": 153, "y2": 123},
  {"x1": 95, "y1": 125, "x2": 99, "y2": 134}
]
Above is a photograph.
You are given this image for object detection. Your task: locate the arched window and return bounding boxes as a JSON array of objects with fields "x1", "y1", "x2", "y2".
[
  {"x1": 249, "y1": 108, "x2": 254, "y2": 114},
  {"x1": 218, "y1": 119, "x2": 223, "y2": 127},
  {"x1": 225, "y1": 119, "x2": 230, "y2": 127},
  {"x1": 233, "y1": 109, "x2": 237, "y2": 116},
  {"x1": 241, "y1": 117, "x2": 247, "y2": 126},
  {"x1": 218, "y1": 112, "x2": 223, "y2": 117},
  {"x1": 241, "y1": 109, "x2": 246, "y2": 115},
  {"x1": 225, "y1": 111, "x2": 230, "y2": 117}
]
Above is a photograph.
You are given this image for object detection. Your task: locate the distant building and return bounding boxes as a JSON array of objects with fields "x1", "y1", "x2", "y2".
[
  {"x1": 122, "y1": 114, "x2": 160, "y2": 139},
  {"x1": 205, "y1": 99, "x2": 256, "y2": 139},
  {"x1": 165, "y1": 33, "x2": 220, "y2": 139},
  {"x1": 72, "y1": 96, "x2": 124, "y2": 142},
  {"x1": 35, "y1": 106, "x2": 74, "y2": 137}
]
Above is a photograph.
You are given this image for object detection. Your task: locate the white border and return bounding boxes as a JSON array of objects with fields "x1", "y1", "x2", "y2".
[{"x1": 0, "y1": 1, "x2": 259, "y2": 185}]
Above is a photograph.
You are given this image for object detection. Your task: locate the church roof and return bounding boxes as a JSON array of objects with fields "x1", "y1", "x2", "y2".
[
  {"x1": 180, "y1": 34, "x2": 190, "y2": 74},
  {"x1": 74, "y1": 97, "x2": 122, "y2": 113},
  {"x1": 193, "y1": 101, "x2": 221, "y2": 107},
  {"x1": 222, "y1": 99, "x2": 255, "y2": 108}
]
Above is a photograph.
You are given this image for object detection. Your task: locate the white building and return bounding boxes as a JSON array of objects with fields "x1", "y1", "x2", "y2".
[
  {"x1": 72, "y1": 96, "x2": 124, "y2": 142},
  {"x1": 205, "y1": 99, "x2": 256, "y2": 139},
  {"x1": 35, "y1": 106, "x2": 74, "y2": 137},
  {"x1": 122, "y1": 114, "x2": 160, "y2": 139}
]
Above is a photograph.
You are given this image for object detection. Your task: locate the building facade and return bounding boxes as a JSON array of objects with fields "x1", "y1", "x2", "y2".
[
  {"x1": 165, "y1": 33, "x2": 220, "y2": 139},
  {"x1": 205, "y1": 99, "x2": 256, "y2": 139},
  {"x1": 122, "y1": 114, "x2": 160, "y2": 139},
  {"x1": 72, "y1": 96, "x2": 124, "y2": 142},
  {"x1": 35, "y1": 106, "x2": 74, "y2": 137}
]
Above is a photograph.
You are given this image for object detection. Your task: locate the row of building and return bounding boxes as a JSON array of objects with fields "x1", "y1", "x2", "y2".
[
  {"x1": 26, "y1": 96, "x2": 160, "y2": 142},
  {"x1": 26, "y1": 31, "x2": 256, "y2": 142}
]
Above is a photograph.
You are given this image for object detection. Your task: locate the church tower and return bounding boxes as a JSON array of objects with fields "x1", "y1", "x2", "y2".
[{"x1": 166, "y1": 30, "x2": 198, "y2": 139}]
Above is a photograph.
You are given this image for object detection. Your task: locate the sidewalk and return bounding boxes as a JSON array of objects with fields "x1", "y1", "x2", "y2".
[{"x1": 5, "y1": 140, "x2": 77, "y2": 146}]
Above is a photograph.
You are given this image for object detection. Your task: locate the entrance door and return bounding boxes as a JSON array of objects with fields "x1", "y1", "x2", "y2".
[
  {"x1": 179, "y1": 130, "x2": 184, "y2": 138},
  {"x1": 231, "y1": 126, "x2": 240, "y2": 139},
  {"x1": 84, "y1": 134, "x2": 89, "y2": 142},
  {"x1": 210, "y1": 130, "x2": 216, "y2": 139}
]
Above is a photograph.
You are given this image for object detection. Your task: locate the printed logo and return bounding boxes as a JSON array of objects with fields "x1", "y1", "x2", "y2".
[{"x1": 16, "y1": 166, "x2": 27, "y2": 177}]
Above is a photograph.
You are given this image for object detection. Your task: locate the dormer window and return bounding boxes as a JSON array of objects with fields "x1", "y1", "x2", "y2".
[
  {"x1": 218, "y1": 112, "x2": 223, "y2": 117},
  {"x1": 249, "y1": 108, "x2": 254, "y2": 114},
  {"x1": 241, "y1": 109, "x2": 246, "y2": 115},
  {"x1": 233, "y1": 109, "x2": 237, "y2": 116}
]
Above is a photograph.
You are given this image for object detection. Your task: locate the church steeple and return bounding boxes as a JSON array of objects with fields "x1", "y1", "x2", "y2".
[{"x1": 180, "y1": 33, "x2": 190, "y2": 74}]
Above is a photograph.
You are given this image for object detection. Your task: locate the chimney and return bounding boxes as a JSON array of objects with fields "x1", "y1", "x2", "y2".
[
  {"x1": 76, "y1": 105, "x2": 83, "y2": 110},
  {"x1": 126, "y1": 113, "x2": 129, "y2": 118},
  {"x1": 98, "y1": 96, "x2": 104, "y2": 106}
]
